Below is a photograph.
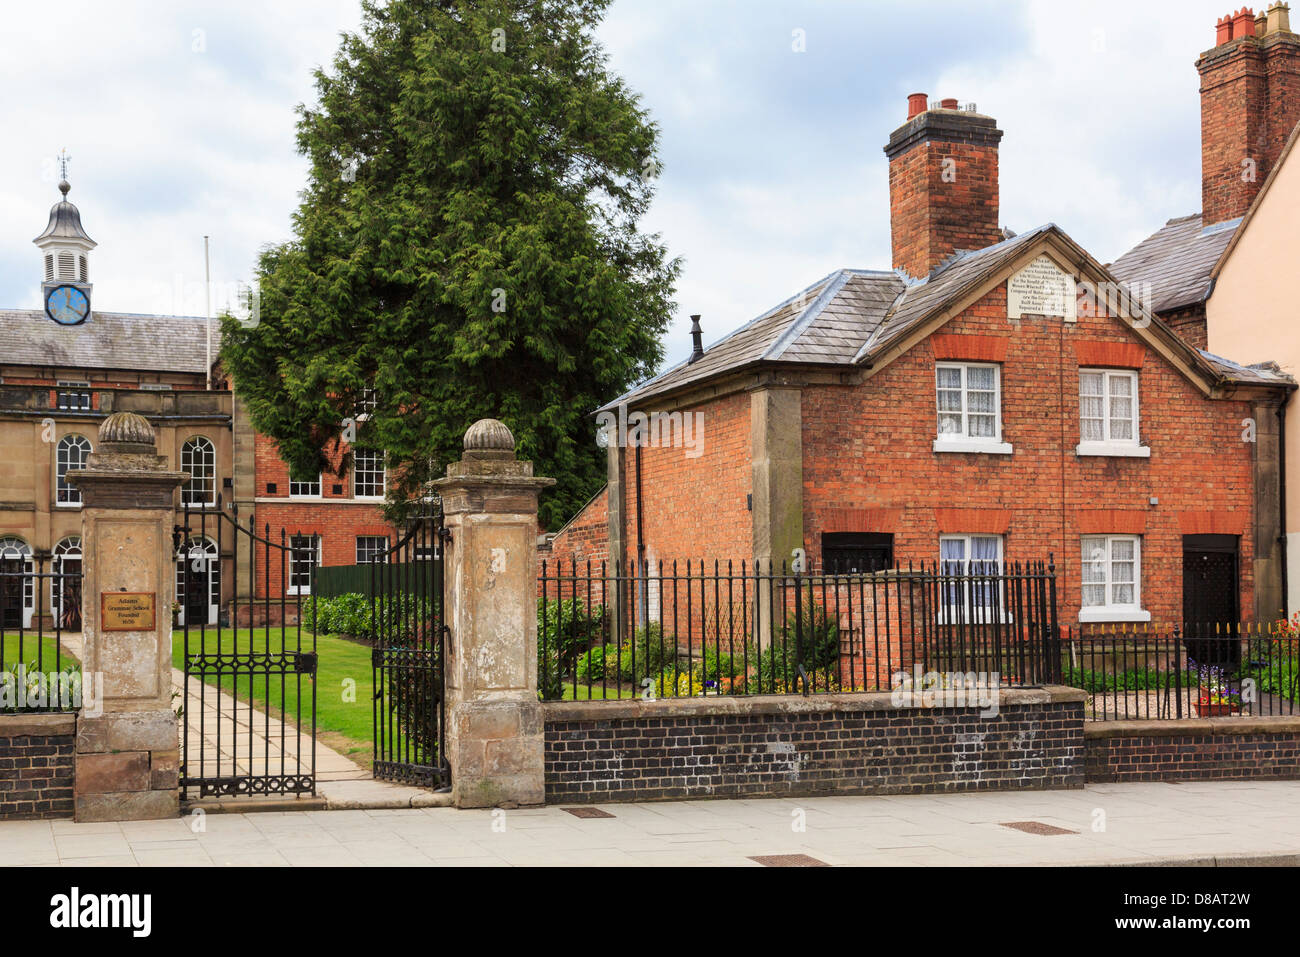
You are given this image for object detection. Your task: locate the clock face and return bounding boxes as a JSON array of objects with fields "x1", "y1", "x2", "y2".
[{"x1": 45, "y1": 284, "x2": 90, "y2": 325}]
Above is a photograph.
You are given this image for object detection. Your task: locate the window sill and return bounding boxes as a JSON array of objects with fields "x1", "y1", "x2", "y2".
[
  {"x1": 1075, "y1": 442, "x2": 1151, "y2": 458},
  {"x1": 286, "y1": 588, "x2": 312, "y2": 597},
  {"x1": 933, "y1": 439, "x2": 1013, "y2": 455},
  {"x1": 1078, "y1": 608, "x2": 1151, "y2": 623}
]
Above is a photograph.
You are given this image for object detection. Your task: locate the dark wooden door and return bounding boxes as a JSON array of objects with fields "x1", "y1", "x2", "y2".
[
  {"x1": 0, "y1": 558, "x2": 23, "y2": 629},
  {"x1": 1182, "y1": 535, "x2": 1239, "y2": 667}
]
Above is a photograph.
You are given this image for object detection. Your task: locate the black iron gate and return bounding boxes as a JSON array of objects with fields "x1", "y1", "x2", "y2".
[
  {"x1": 178, "y1": 498, "x2": 318, "y2": 799},
  {"x1": 371, "y1": 510, "x2": 449, "y2": 788}
]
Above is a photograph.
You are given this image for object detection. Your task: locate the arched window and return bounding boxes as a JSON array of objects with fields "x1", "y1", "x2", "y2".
[
  {"x1": 52, "y1": 537, "x2": 83, "y2": 630},
  {"x1": 0, "y1": 537, "x2": 34, "y2": 630},
  {"x1": 56, "y1": 434, "x2": 92, "y2": 506},
  {"x1": 181, "y1": 436, "x2": 217, "y2": 506}
]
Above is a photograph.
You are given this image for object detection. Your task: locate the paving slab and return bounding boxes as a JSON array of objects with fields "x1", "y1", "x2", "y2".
[{"x1": 10, "y1": 780, "x2": 1300, "y2": 867}]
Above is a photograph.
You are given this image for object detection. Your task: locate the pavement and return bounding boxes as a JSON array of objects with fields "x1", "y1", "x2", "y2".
[{"x1": 8, "y1": 780, "x2": 1300, "y2": 867}]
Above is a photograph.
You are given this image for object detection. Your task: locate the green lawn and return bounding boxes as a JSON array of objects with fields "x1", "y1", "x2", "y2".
[
  {"x1": 1, "y1": 632, "x2": 78, "y2": 671},
  {"x1": 171, "y1": 628, "x2": 375, "y2": 768},
  {"x1": 561, "y1": 682, "x2": 636, "y2": 700}
]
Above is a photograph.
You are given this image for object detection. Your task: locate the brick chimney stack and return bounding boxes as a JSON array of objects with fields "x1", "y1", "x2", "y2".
[
  {"x1": 1199, "y1": 4, "x2": 1300, "y2": 225},
  {"x1": 884, "y1": 95, "x2": 1003, "y2": 279}
]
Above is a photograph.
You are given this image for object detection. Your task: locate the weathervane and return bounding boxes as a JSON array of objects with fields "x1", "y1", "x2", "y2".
[{"x1": 58, "y1": 148, "x2": 70, "y2": 183}]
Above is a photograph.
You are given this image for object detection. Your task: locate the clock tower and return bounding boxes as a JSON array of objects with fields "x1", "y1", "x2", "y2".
[{"x1": 33, "y1": 153, "x2": 96, "y2": 326}]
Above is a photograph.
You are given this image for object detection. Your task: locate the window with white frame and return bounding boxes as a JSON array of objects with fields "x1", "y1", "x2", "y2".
[
  {"x1": 180, "y1": 437, "x2": 217, "y2": 506},
  {"x1": 356, "y1": 536, "x2": 389, "y2": 564},
  {"x1": 56, "y1": 381, "x2": 92, "y2": 411},
  {"x1": 354, "y1": 450, "x2": 385, "y2": 499},
  {"x1": 1078, "y1": 369, "x2": 1148, "y2": 456},
  {"x1": 56, "y1": 434, "x2": 92, "y2": 505},
  {"x1": 939, "y1": 534, "x2": 1005, "y2": 621},
  {"x1": 355, "y1": 387, "x2": 378, "y2": 420},
  {"x1": 1080, "y1": 535, "x2": 1148, "y2": 621},
  {"x1": 288, "y1": 535, "x2": 320, "y2": 595},
  {"x1": 934, "y1": 363, "x2": 1010, "y2": 453},
  {"x1": 289, "y1": 473, "x2": 322, "y2": 498}
]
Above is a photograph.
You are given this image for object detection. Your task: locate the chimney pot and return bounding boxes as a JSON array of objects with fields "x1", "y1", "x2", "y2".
[
  {"x1": 1233, "y1": 7, "x2": 1257, "y2": 37},
  {"x1": 689, "y1": 315, "x2": 704, "y2": 364},
  {"x1": 1218, "y1": 14, "x2": 1235, "y2": 44},
  {"x1": 1268, "y1": 2, "x2": 1292, "y2": 33},
  {"x1": 940, "y1": 97, "x2": 959, "y2": 110},
  {"x1": 907, "y1": 93, "x2": 928, "y2": 119}
]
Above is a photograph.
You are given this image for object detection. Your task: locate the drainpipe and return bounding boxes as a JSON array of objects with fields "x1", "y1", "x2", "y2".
[
  {"x1": 635, "y1": 440, "x2": 646, "y2": 625},
  {"x1": 1278, "y1": 399, "x2": 1289, "y2": 617}
]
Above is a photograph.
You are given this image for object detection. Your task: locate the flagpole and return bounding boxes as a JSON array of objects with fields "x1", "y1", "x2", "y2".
[{"x1": 204, "y1": 235, "x2": 212, "y2": 391}]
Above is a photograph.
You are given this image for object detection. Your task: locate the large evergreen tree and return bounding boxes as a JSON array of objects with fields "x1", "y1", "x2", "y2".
[{"x1": 221, "y1": 0, "x2": 678, "y2": 529}]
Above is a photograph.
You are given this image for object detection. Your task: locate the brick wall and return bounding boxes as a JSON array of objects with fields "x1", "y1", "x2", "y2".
[
  {"x1": 0, "y1": 714, "x2": 75, "y2": 820},
  {"x1": 544, "y1": 689, "x2": 1086, "y2": 803},
  {"x1": 1085, "y1": 717, "x2": 1300, "y2": 782},
  {"x1": 1160, "y1": 306, "x2": 1209, "y2": 352},
  {"x1": 886, "y1": 107, "x2": 1003, "y2": 278},
  {"x1": 800, "y1": 283, "x2": 1257, "y2": 627},
  {"x1": 546, "y1": 485, "x2": 609, "y2": 567},
  {"x1": 622, "y1": 391, "x2": 752, "y2": 565},
  {"x1": 252, "y1": 432, "x2": 394, "y2": 597}
]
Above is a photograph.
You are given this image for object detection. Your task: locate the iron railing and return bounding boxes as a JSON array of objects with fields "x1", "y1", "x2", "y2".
[
  {"x1": 370, "y1": 512, "x2": 449, "y2": 789},
  {"x1": 1062, "y1": 621, "x2": 1300, "y2": 721},
  {"x1": 0, "y1": 554, "x2": 81, "y2": 713},
  {"x1": 538, "y1": 558, "x2": 1059, "y2": 701},
  {"x1": 177, "y1": 497, "x2": 318, "y2": 799}
]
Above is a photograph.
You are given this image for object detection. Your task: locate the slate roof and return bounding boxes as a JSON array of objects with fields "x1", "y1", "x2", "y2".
[
  {"x1": 1109, "y1": 214, "x2": 1240, "y2": 314},
  {"x1": 1198, "y1": 350, "x2": 1294, "y2": 386},
  {"x1": 605, "y1": 225, "x2": 1055, "y2": 410},
  {"x1": 603, "y1": 221, "x2": 1294, "y2": 412},
  {"x1": 598, "y1": 270, "x2": 905, "y2": 409},
  {"x1": 0, "y1": 309, "x2": 213, "y2": 374}
]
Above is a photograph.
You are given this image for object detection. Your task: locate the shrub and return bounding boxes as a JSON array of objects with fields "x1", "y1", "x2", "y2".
[{"x1": 538, "y1": 598, "x2": 608, "y2": 699}]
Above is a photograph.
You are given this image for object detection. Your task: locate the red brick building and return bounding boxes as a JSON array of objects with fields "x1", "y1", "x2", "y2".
[{"x1": 548, "y1": 59, "x2": 1296, "y2": 627}]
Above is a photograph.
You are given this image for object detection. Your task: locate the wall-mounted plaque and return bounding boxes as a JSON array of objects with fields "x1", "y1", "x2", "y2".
[
  {"x1": 101, "y1": 592, "x2": 157, "y2": 632},
  {"x1": 1008, "y1": 255, "x2": 1077, "y2": 322}
]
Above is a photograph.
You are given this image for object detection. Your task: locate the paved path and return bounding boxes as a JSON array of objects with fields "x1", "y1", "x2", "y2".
[
  {"x1": 174, "y1": 668, "x2": 366, "y2": 784},
  {"x1": 9, "y1": 780, "x2": 1300, "y2": 867}
]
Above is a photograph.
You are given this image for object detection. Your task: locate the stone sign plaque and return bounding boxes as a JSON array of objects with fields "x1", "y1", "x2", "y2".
[
  {"x1": 1008, "y1": 255, "x2": 1077, "y2": 322},
  {"x1": 101, "y1": 592, "x2": 157, "y2": 632}
]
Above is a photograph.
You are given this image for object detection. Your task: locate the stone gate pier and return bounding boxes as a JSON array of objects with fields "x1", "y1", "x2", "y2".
[{"x1": 68, "y1": 412, "x2": 187, "y2": 821}]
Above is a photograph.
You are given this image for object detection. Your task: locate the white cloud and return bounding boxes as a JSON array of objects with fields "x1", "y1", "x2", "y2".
[{"x1": 0, "y1": 0, "x2": 1235, "y2": 375}]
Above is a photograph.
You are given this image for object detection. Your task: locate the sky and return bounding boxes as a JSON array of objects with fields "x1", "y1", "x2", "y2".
[{"x1": 0, "y1": 0, "x2": 1230, "y2": 372}]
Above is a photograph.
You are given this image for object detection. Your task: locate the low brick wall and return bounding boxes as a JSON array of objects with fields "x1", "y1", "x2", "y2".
[
  {"x1": 543, "y1": 687, "x2": 1086, "y2": 803},
  {"x1": 0, "y1": 713, "x2": 77, "y2": 820},
  {"x1": 1085, "y1": 717, "x2": 1300, "y2": 782}
]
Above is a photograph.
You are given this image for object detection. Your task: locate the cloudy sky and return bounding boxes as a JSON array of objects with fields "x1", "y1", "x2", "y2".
[{"x1": 0, "y1": 0, "x2": 1227, "y2": 371}]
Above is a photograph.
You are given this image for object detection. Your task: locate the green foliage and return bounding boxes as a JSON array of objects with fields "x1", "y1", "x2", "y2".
[
  {"x1": 745, "y1": 590, "x2": 841, "y2": 693},
  {"x1": 220, "y1": 0, "x2": 680, "y2": 530},
  {"x1": 314, "y1": 592, "x2": 436, "y2": 643},
  {"x1": 315, "y1": 593, "x2": 373, "y2": 636},
  {"x1": 575, "y1": 643, "x2": 609, "y2": 683},
  {"x1": 1, "y1": 660, "x2": 84, "y2": 712},
  {"x1": 538, "y1": 597, "x2": 608, "y2": 699},
  {"x1": 1245, "y1": 639, "x2": 1300, "y2": 703},
  {"x1": 1060, "y1": 664, "x2": 1195, "y2": 693}
]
